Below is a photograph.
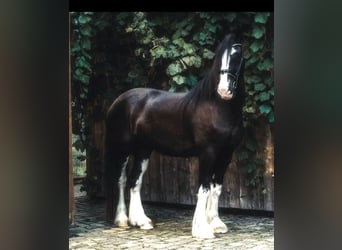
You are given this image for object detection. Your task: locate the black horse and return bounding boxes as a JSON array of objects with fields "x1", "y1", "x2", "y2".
[{"x1": 105, "y1": 34, "x2": 245, "y2": 238}]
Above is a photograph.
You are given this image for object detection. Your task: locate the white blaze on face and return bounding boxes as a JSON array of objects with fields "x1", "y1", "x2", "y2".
[
  {"x1": 217, "y1": 47, "x2": 239, "y2": 100},
  {"x1": 218, "y1": 49, "x2": 229, "y2": 94}
]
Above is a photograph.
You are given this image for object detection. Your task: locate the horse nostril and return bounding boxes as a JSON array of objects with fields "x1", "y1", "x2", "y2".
[{"x1": 218, "y1": 88, "x2": 226, "y2": 94}]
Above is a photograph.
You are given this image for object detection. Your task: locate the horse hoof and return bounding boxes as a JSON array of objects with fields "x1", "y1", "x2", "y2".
[
  {"x1": 115, "y1": 219, "x2": 129, "y2": 228},
  {"x1": 192, "y1": 227, "x2": 215, "y2": 239},
  {"x1": 140, "y1": 222, "x2": 154, "y2": 230},
  {"x1": 210, "y1": 218, "x2": 228, "y2": 233},
  {"x1": 213, "y1": 225, "x2": 228, "y2": 234},
  {"x1": 115, "y1": 214, "x2": 129, "y2": 228},
  {"x1": 129, "y1": 216, "x2": 153, "y2": 229}
]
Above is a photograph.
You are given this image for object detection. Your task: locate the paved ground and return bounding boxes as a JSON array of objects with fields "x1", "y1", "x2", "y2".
[{"x1": 69, "y1": 185, "x2": 274, "y2": 249}]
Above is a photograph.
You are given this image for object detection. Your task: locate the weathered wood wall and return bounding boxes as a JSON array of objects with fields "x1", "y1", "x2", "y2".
[
  {"x1": 140, "y1": 134, "x2": 274, "y2": 211},
  {"x1": 87, "y1": 119, "x2": 274, "y2": 211},
  {"x1": 136, "y1": 123, "x2": 272, "y2": 211}
]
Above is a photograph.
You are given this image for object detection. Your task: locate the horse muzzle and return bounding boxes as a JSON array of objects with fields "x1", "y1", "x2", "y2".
[{"x1": 217, "y1": 88, "x2": 233, "y2": 100}]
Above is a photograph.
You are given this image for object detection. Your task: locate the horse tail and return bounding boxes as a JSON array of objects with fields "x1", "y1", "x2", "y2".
[
  {"x1": 104, "y1": 121, "x2": 115, "y2": 223},
  {"x1": 104, "y1": 106, "x2": 130, "y2": 223}
]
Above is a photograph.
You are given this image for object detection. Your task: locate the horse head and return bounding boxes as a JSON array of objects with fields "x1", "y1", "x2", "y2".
[{"x1": 214, "y1": 35, "x2": 244, "y2": 101}]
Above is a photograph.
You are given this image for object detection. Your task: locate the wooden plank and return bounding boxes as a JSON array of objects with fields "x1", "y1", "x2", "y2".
[
  {"x1": 263, "y1": 125, "x2": 274, "y2": 211},
  {"x1": 178, "y1": 157, "x2": 192, "y2": 205},
  {"x1": 161, "y1": 155, "x2": 178, "y2": 204},
  {"x1": 138, "y1": 126, "x2": 274, "y2": 211},
  {"x1": 225, "y1": 155, "x2": 240, "y2": 208},
  {"x1": 144, "y1": 152, "x2": 163, "y2": 202},
  {"x1": 189, "y1": 157, "x2": 199, "y2": 205},
  {"x1": 68, "y1": 20, "x2": 75, "y2": 224}
]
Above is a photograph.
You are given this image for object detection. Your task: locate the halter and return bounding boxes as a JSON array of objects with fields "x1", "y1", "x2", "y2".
[{"x1": 219, "y1": 43, "x2": 243, "y2": 90}]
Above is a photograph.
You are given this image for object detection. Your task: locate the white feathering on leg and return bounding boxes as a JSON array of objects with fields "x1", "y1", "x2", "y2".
[
  {"x1": 128, "y1": 159, "x2": 153, "y2": 229},
  {"x1": 114, "y1": 157, "x2": 129, "y2": 227},
  {"x1": 192, "y1": 185, "x2": 215, "y2": 238},
  {"x1": 206, "y1": 183, "x2": 228, "y2": 233}
]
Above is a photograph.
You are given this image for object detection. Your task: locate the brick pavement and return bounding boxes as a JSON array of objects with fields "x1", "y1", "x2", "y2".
[{"x1": 69, "y1": 186, "x2": 273, "y2": 249}]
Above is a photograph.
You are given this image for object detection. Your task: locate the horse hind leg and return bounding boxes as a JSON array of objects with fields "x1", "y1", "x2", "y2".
[
  {"x1": 128, "y1": 154, "x2": 153, "y2": 230},
  {"x1": 114, "y1": 156, "x2": 129, "y2": 227}
]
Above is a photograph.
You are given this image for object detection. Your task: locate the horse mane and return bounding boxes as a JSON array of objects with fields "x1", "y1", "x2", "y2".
[{"x1": 180, "y1": 34, "x2": 237, "y2": 109}]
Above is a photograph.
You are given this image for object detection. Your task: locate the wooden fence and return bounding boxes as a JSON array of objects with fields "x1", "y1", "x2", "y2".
[
  {"x1": 85, "y1": 118, "x2": 274, "y2": 211},
  {"x1": 140, "y1": 146, "x2": 274, "y2": 211}
]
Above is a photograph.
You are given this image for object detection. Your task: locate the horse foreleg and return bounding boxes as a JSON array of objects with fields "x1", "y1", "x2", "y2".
[
  {"x1": 206, "y1": 183, "x2": 228, "y2": 233},
  {"x1": 128, "y1": 158, "x2": 153, "y2": 229},
  {"x1": 114, "y1": 157, "x2": 129, "y2": 227},
  {"x1": 192, "y1": 185, "x2": 215, "y2": 238}
]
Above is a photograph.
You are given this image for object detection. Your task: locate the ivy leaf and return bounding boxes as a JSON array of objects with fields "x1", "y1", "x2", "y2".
[
  {"x1": 247, "y1": 55, "x2": 259, "y2": 65},
  {"x1": 166, "y1": 62, "x2": 183, "y2": 76},
  {"x1": 207, "y1": 24, "x2": 216, "y2": 33},
  {"x1": 80, "y1": 92, "x2": 87, "y2": 100},
  {"x1": 254, "y1": 83, "x2": 266, "y2": 91},
  {"x1": 252, "y1": 25, "x2": 265, "y2": 39},
  {"x1": 202, "y1": 48, "x2": 215, "y2": 59},
  {"x1": 254, "y1": 13, "x2": 270, "y2": 24},
  {"x1": 169, "y1": 86, "x2": 176, "y2": 93},
  {"x1": 237, "y1": 150, "x2": 249, "y2": 161},
  {"x1": 141, "y1": 36, "x2": 152, "y2": 44},
  {"x1": 172, "y1": 38, "x2": 185, "y2": 47},
  {"x1": 259, "y1": 104, "x2": 272, "y2": 114},
  {"x1": 182, "y1": 56, "x2": 201, "y2": 68},
  {"x1": 183, "y1": 43, "x2": 196, "y2": 55},
  {"x1": 172, "y1": 75, "x2": 186, "y2": 85},
  {"x1": 268, "y1": 111, "x2": 275, "y2": 123},
  {"x1": 72, "y1": 41, "x2": 81, "y2": 53},
  {"x1": 151, "y1": 46, "x2": 167, "y2": 58},
  {"x1": 186, "y1": 74, "x2": 198, "y2": 86},
  {"x1": 244, "y1": 106, "x2": 256, "y2": 113},
  {"x1": 259, "y1": 92, "x2": 270, "y2": 101},
  {"x1": 78, "y1": 15, "x2": 91, "y2": 24},
  {"x1": 245, "y1": 139, "x2": 257, "y2": 152},
  {"x1": 245, "y1": 75, "x2": 261, "y2": 84},
  {"x1": 81, "y1": 39, "x2": 91, "y2": 50},
  {"x1": 269, "y1": 87, "x2": 274, "y2": 96},
  {"x1": 257, "y1": 58, "x2": 273, "y2": 71},
  {"x1": 80, "y1": 25, "x2": 92, "y2": 36},
  {"x1": 73, "y1": 139, "x2": 85, "y2": 151},
  {"x1": 249, "y1": 39, "x2": 264, "y2": 53}
]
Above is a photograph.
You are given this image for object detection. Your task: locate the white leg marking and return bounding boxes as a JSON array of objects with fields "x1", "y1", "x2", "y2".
[
  {"x1": 128, "y1": 159, "x2": 153, "y2": 229},
  {"x1": 114, "y1": 157, "x2": 129, "y2": 227},
  {"x1": 192, "y1": 185, "x2": 215, "y2": 238},
  {"x1": 206, "y1": 183, "x2": 228, "y2": 233}
]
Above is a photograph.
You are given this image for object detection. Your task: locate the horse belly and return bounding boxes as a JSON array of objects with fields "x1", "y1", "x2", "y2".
[{"x1": 134, "y1": 120, "x2": 196, "y2": 157}]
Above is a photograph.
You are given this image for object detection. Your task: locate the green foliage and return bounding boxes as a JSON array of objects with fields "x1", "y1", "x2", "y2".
[
  {"x1": 71, "y1": 12, "x2": 95, "y2": 151},
  {"x1": 237, "y1": 131, "x2": 266, "y2": 192}
]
